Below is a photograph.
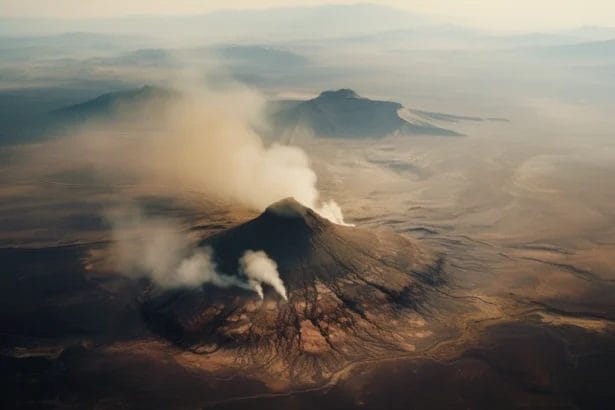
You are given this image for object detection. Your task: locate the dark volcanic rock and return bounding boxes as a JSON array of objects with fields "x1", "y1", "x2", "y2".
[
  {"x1": 142, "y1": 198, "x2": 445, "y2": 386},
  {"x1": 203, "y1": 197, "x2": 438, "y2": 289},
  {"x1": 266, "y1": 89, "x2": 460, "y2": 138}
]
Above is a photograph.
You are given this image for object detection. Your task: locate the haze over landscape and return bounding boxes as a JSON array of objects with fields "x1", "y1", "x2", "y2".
[{"x1": 1, "y1": 1, "x2": 614, "y2": 409}]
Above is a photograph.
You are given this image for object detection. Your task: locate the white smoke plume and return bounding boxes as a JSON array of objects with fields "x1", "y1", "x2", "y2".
[
  {"x1": 107, "y1": 206, "x2": 289, "y2": 301},
  {"x1": 248, "y1": 280, "x2": 264, "y2": 300},
  {"x1": 106, "y1": 205, "x2": 248, "y2": 289},
  {"x1": 175, "y1": 249, "x2": 250, "y2": 290},
  {"x1": 239, "y1": 250, "x2": 288, "y2": 301},
  {"x1": 317, "y1": 200, "x2": 350, "y2": 227}
]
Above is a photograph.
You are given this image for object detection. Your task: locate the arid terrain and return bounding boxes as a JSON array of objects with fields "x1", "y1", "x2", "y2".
[
  {"x1": 2, "y1": 3, "x2": 615, "y2": 408},
  {"x1": 2, "y1": 122, "x2": 614, "y2": 409}
]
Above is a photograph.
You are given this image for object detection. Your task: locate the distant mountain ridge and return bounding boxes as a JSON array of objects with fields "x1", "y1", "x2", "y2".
[
  {"x1": 90, "y1": 45, "x2": 309, "y2": 69},
  {"x1": 527, "y1": 38, "x2": 615, "y2": 60},
  {"x1": 48, "y1": 86, "x2": 497, "y2": 140},
  {"x1": 0, "y1": 4, "x2": 425, "y2": 40},
  {"x1": 52, "y1": 85, "x2": 177, "y2": 122},
  {"x1": 0, "y1": 85, "x2": 175, "y2": 144}
]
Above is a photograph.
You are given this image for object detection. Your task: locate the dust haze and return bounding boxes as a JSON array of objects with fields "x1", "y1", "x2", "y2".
[{"x1": 1, "y1": 4, "x2": 614, "y2": 410}]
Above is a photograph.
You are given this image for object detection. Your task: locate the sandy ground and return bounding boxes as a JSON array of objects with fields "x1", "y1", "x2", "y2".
[{"x1": 1, "y1": 121, "x2": 615, "y2": 408}]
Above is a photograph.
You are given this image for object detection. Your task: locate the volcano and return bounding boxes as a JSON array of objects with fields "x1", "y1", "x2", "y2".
[
  {"x1": 142, "y1": 198, "x2": 446, "y2": 386},
  {"x1": 266, "y1": 89, "x2": 460, "y2": 139}
]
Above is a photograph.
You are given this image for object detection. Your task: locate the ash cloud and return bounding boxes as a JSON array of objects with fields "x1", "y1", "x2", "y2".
[{"x1": 53, "y1": 74, "x2": 349, "y2": 225}]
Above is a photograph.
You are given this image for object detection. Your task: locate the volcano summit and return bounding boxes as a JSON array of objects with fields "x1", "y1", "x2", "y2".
[{"x1": 142, "y1": 198, "x2": 446, "y2": 386}]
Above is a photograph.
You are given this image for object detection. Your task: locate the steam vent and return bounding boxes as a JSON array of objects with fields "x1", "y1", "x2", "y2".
[{"x1": 142, "y1": 198, "x2": 446, "y2": 387}]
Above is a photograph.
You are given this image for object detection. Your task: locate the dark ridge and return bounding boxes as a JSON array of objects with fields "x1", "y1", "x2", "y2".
[
  {"x1": 317, "y1": 89, "x2": 361, "y2": 99},
  {"x1": 51, "y1": 85, "x2": 177, "y2": 121},
  {"x1": 262, "y1": 197, "x2": 328, "y2": 228},
  {"x1": 266, "y1": 89, "x2": 460, "y2": 138},
  {"x1": 197, "y1": 196, "x2": 440, "y2": 294},
  {"x1": 200, "y1": 198, "x2": 332, "y2": 287}
]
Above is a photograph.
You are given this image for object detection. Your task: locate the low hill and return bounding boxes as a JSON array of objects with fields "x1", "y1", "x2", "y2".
[{"x1": 266, "y1": 89, "x2": 461, "y2": 138}]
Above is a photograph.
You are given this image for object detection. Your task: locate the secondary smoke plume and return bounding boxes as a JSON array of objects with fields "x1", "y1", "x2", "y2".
[
  {"x1": 106, "y1": 205, "x2": 243, "y2": 289},
  {"x1": 239, "y1": 250, "x2": 288, "y2": 301},
  {"x1": 107, "y1": 206, "x2": 289, "y2": 300},
  {"x1": 175, "y1": 249, "x2": 249, "y2": 290}
]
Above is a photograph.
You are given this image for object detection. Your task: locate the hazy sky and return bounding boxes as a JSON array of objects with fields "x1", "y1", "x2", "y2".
[{"x1": 1, "y1": 0, "x2": 615, "y2": 31}]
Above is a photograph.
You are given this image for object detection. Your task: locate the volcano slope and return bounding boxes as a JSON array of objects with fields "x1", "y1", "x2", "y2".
[{"x1": 142, "y1": 198, "x2": 447, "y2": 387}]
